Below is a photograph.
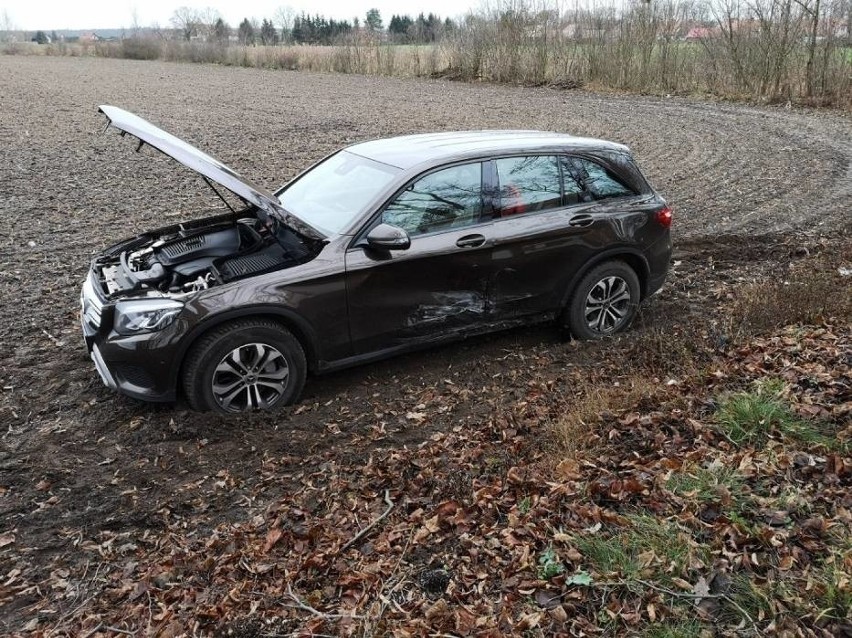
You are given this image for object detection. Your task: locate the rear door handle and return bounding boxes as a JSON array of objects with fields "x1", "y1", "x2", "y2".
[
  {"x1": 456, "y1": 234, "x2": 486, "y2": 248},
  {"x1": 568, "y1": 214, "x2": 594, "y2": 228}
]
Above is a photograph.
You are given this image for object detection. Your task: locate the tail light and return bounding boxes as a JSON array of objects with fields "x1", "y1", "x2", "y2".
[{"x1": 654, "y1": 206, "x2": 673, "y2": 228}]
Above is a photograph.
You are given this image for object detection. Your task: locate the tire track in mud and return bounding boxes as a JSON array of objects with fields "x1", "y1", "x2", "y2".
[{"x1": 1, "y1": 57, "x2": 849, "y2": 246}]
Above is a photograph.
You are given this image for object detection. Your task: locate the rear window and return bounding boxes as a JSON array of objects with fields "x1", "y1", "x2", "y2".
[{"x1": 602, "y1": 151, "x2": 652, "y2": 194}]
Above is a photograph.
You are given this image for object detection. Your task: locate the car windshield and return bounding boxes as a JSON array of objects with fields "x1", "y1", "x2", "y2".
[{"x1": 277, "y1": 151, "x2": 401, "y2": 234}]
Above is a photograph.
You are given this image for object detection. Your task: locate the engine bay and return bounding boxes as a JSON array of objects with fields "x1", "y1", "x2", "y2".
[{"x1": 93, "y1": 213, "x2": 318, "y2": 298}]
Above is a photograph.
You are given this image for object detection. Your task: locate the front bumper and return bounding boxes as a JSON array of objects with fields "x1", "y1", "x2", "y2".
[
  {"x1": 80, "y1": 271, "x2": 178, "y2": 403},
  {"x1": 90, "y1": 343, "x2": 117, "y2": 390}
]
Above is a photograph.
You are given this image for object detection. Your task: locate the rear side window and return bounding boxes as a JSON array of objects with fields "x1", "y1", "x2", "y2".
[
  {"x1": 382, "y1": 162, "x2": 483, "y2": 236},
  {"x1": 602, "y1": 151, "x2": 651, "y2": 194},
  {"x1": 495, "y1": 156, "x2": 562, "y2": 217},
  {"x1": 564, "y1": 157, "x2": 634, "y2": 200}
]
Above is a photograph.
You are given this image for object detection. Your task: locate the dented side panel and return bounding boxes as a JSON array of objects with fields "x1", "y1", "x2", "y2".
[{"x1": 344, "y1": 224, "x2": 493, "y2": 355}]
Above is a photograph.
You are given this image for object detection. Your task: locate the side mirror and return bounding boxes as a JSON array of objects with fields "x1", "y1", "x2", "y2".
[{"x1": 366, "y1": 223, "x2": 411, "y2": 251}]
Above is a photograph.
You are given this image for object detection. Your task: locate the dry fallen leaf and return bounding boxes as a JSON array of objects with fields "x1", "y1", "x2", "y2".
[
  {"x1": 263, "y1": 528, "x2": 283, "y2": 553},
  {"x1": 692, "y1": 575, "x2": 711, "y2": 603}
]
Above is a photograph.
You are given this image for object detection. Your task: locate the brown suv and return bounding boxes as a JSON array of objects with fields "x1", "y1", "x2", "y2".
[{"x1": 81, "y1": 106, "x2": 672, "y2": 413}]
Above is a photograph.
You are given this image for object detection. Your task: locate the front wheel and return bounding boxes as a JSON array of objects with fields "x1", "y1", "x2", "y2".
[
  {"x1": 182, "y1": 319, "x2": 307, "y2": 413},
  {"x1": 565, "y1": 261, "x2": 640, "y2": 340}
]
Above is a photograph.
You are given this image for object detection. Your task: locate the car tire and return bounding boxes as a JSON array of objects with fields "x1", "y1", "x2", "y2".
[
  {"x1": 182, "y1": 319, "x2": 307, "y2": 413},
  {"x1": 566, "y1": 261, "x2": 640, "y2": 340}
]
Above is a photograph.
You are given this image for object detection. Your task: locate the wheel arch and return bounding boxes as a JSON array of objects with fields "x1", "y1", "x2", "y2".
[
  {"x1": 559, "y1": 248, "x2": 650, "y2": 310},
  {"x1": 171, "y1": 306, "x2": 321, "y2": 398}
]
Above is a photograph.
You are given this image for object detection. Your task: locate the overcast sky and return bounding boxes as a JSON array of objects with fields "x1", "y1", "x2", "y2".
[{"x1": 2, "y1": 1, "x2": 485, "y2": 31}]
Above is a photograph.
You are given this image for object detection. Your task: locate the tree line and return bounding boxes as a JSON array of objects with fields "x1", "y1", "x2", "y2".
[
  {"x1": 169, "y1": 6, "x2": 457, "y2": 46},
  {"x1": 8, "y1": 1, "x2": 849, "y2": 107}
]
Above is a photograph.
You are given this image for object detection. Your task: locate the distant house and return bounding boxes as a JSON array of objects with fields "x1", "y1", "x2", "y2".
[
  {"x1": 561, "y1": 23, "x2": 578, "y2": 39},
  {"x1": 825, "y1": 20, "x2": 848, "y2": 39},
  {"x1": 561, "y1": 24, "x2": 616, "y2": 41},
  {"x1": 685, "y1": 27, "x2": 715, "y2": 41},
  {"x1": 79, "y1": 32, "x2": 106, "y2": 43},
  {"x1": 580, "y1": 27, "x2": 613, "y2": 41}
]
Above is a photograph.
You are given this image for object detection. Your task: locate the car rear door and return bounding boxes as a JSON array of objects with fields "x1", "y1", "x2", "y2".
[
  {"x1": 487, "y1": 154, "x2": 603, "y2": 320},
  {"x1": 487, "y1": 153, "x2": 661, "y2": 322},
  {"x1": 345, "y1": 161, "x2": 494, "y2": 356}
]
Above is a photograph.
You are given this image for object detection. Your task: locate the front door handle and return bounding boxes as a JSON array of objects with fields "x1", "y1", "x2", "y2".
[
  {"x1": 456, "y1": 234, "x2": 486, "y2": 248},
  {"x1": 568, "y1": 214, "x2": 594, "y2": 228}
]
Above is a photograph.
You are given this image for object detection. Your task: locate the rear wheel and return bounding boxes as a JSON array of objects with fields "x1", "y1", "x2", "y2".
[
  {"x1": 566, "y1": 261, "x2": 640, "y2": 340},
  {"x1": 182, "y1": 319, "x2": 306, "y2": 413}
]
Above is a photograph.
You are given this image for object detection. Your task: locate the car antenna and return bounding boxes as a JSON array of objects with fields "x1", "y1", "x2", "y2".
[{"x1": 201, "y1": 176, "x2": 236, "y2": 213}]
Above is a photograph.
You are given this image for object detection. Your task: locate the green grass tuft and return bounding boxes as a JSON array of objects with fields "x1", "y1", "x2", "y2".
[
  {"x1": 811, "y1": 559, "x2": 852, "y2": 622},
  {"x1": 715, "y1": 380, "x2": 796, "y2": 444},
  {"x1": 715, "y1": 379, "x2": 847, "y2": 451},
  {"x1": 640, "y1": 619, "x2": 703, "y2": 638},
  {"x1": 667, "y1": 460, "x2": 746, "y2": 504},
  {"x1": 572, "y1": 515, "x2": 699, "y2": 582}
]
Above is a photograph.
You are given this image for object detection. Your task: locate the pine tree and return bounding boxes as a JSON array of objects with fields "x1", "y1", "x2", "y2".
[
  {"x1": 365, "y1": 8, "x2": 383, "y2": 32},
  {"x1": 213, "y1": 18, "x2": 229, "y2": 45},
  {"x1": 260, "y1": 18, "x2": 277, "y2": 45},
  {"x1": 237, "y1": 18, "x2": 255, "y2": 45}
]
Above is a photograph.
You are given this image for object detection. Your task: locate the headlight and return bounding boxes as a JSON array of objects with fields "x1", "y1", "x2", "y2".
[{"x1": 114, "y1": 298, "x2": 184, "y2": 335}]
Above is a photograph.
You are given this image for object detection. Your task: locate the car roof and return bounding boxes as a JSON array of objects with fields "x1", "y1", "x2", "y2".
[{"x1": 345, "y1": 130, "x2": 629, "y2": 170}]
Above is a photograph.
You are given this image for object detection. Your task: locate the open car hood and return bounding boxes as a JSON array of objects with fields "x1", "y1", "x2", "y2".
[{"x1": 98, "y1": 105, "x2": 325, "y2": 241}]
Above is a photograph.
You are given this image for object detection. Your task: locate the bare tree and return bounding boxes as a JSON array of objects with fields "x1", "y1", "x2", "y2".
[
  {"x1": 847, "y1": 0, "x2": 851, "y2": 44},
  {"x1": 275, "y1": 5, "x2": 296, "y2": 43},
  {"x1": 196, "y1": 7, "x2": 222, "y2": 41},
  {"x1": 710, "y1": 0, "x2": 757, "y2": 93},
  {"x1": 171, "y1": 6, "x2": 200, "y2": 41},
  {"x1": 149, "y1": 21, "x2": 166, "y2": 40},
  {"x1": 1, "y1": 8, "x2": 17, "y2": 41},
  {"x1": 792, "y1": 0, "x2": 822, "y2": 95},
  {"x1": 129, "y1": 6, "x2": 141, "y2": 37}
]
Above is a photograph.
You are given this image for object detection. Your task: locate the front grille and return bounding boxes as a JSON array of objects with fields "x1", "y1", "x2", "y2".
[{"x1": 114, "y1": 364, "x2": 154, "y2": 389}]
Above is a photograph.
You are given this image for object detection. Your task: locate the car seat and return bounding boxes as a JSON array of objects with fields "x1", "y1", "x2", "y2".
[{"x1": 501, "y1": 184, "x2": 526, "y2": 216}]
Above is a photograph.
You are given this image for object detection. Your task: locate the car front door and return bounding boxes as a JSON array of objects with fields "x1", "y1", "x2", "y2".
[{"x1": 345, "y1": 161, "x2": 493, "y2": 356}]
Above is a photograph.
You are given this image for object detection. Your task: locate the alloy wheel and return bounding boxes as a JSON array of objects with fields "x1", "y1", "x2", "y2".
[
  {"x1": 584, "y1": 275, "x2": 632, "y2": 334},
  {"x1": 211, "y1": 343, "x2": 289, "y2": 412}
]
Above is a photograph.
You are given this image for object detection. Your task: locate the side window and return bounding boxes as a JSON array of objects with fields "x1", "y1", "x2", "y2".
[
  {"x1": 495, "y1": 156, "x2": 561, "y2": 217},
  {"x1": 382, "y1": 163, "x2": 482, "y2": 236},
  {"x1": 565, "y1": 156, "x2": 634, "y2": 200}
]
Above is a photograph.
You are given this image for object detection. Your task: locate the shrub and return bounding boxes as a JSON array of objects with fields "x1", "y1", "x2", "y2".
[{"x1": 121, "y1": 38, "x2": 162, "y2": 61}]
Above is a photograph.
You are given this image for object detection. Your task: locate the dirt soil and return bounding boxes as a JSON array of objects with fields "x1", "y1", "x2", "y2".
[{"x1": 0, "y1": 57, "x2": 850, "y2": 634}]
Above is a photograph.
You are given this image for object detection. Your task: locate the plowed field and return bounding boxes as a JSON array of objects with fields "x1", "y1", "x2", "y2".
[{"x1": 0, "y1": 56, "x2": 850, "y2": 633}]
